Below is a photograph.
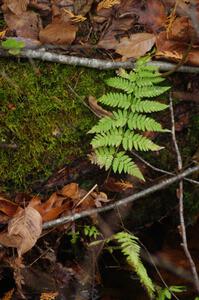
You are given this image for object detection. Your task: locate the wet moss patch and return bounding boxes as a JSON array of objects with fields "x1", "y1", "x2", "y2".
[{"x1": 0, "y1": 59, "x2": 111, "y2": 192}]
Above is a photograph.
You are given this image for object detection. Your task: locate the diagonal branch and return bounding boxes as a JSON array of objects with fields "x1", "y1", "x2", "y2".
[{"x1": 42, "y1": 164, "x2": 199, "y2": 230}]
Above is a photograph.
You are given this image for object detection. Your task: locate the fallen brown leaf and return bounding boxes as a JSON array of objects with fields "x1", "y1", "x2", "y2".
[
  {"x1": 156, "y1": 31, "x2": 199, "y2": 66},
  {"x1": 0, "y1": 196, "x2": 18, "y2": 217},
  {"x1": 116, "y1": 33, "x2": 156, "y2": 60},
  {"x1": 2, "y1": 0, "x2": 29, "y2": 16},
  {"x1": 0, "y1": 207, "x2": 42, "y2": 256},
  {"x1": 39, "y1": 18, "x2": 78, "y2": 45},
  {"x1": 60, "y1": 182, "x2": 79, "y2": 199},
  {"x1": 4, "y1": 11, "x2": 41, "y2": 39},
  {"x1": 168, "y1": 16, "x2": 197, "y2": 43}
]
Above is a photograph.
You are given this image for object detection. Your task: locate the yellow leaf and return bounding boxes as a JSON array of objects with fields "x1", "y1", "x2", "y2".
[
  {"x1": 40, "y1": 291, "x2": 58, "y2": 300},
  {"x1": 63, "y1": 9, "x2": 86, "y2": 23},
  {"x1": 97, "y1": 0, "x2": 120, "y2": 11}
]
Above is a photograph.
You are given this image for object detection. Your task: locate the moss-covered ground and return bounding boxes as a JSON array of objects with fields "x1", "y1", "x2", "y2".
[{"x1": 0, "y1": 58, "x2": 112, "y2": 192}]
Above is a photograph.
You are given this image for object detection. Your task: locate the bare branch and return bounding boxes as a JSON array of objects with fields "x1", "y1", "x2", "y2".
[
  {"x1": 42, "y1": 165, "x2": 199, "y2": 230},
  {"x1": 169, "y1": 92, "x2": 199, "y2": 293},
  {"x1": 0, "y1": 48, "x2": 199, "y2": 73}
]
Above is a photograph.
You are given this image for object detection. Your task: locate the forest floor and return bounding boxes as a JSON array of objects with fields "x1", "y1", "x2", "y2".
[{"x1": 1, "y1": 0, "x2": 199, "y2": 300}]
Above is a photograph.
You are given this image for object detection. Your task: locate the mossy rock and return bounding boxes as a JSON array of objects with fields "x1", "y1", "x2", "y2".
[{"x1": 0, "y1": 59, "x2": 112, "y2": 192}]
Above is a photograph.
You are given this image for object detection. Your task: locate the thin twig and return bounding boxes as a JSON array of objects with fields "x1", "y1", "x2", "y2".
[
  {"x1": 75, "y1": 184, "x2": 98, "y2": 208},
  {"x1": 169, "y1": 92, "x2": 199, "y2": 293},
  {"x1": 1, "y1": 48, "x2": 199, "y2": 73},
  {"x1": 42, "y1": 164, "x2": 199, "y2": 230},
  {"x1": 131, "y1": 150, "x2": 199, "y2": 185}
]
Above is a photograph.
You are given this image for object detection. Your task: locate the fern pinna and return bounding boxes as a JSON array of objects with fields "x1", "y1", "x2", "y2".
[{"x1": 88, "y1": 56, "x2": 170, "y2": 180}]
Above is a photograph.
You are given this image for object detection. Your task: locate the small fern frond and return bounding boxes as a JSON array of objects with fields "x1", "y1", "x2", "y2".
[
  {"x1": 99, "y1": 92, "x2": 131, "y2": 109},
  {"x1": 128, "y1": 113, "x2": 167, "y2": 132},
  {"x1": 135, "y1": 86, "x2": 170, "y2": 98},
  {"x1": 89, "y1": 56, "x2": 170, "y2": 179},
  {"x1": 92, "y1": 147, "x2": 115, "y2": 170},
  {"x1": 113, "y1": 152, "x2": 144, "y2": 180},
  {"x1": 91, "y1": 128, "x2": 123, "y2": 148},
  {"x1": 122, "y1": 130, "x2": 163, "y2": 151},
  {"x1": 113, "y1": 232, "x2": 155, "y2": 298},
  {"x1": 106, "y1": 77, "x2": 135, "y2": 94},
  {"x1": 131, "y1": 100, "x2": 168, "y2": 113}
]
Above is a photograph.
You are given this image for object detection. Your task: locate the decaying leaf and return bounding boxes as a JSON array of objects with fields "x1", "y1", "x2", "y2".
[
  {"x1": 29, "y1": 193, "x2": 69, "y2": 222},
  {"x1": 0, "y1": 196, "x2": 18, "y2": 217},
  {"x1": 167, "y1": 16, "x2": 197, "y2": 43},
  {"x1": 88, "y1": 96, "x2": 112, "y2": 118},
  {"x1": 156, "y1": 31, "x2": 199, "y2": 66},
  {"x1": 2, "y1": 0, "x2": 29, "y2": 16},
  {"x1": 116, "y1": 33, "x2": 156, "y2": 60},
  {"x1": 0, "y1": 207, "x2": 42, "y2": 256},
  {"x1": 4, "y1": 11, "x2": 42, "y2": 39},
  {"x1": 39, "y1": 18, "x2": 78, "y2": 45},
  {"x1": 40, "y1": 291, "x2": 58, "y2": 300}
]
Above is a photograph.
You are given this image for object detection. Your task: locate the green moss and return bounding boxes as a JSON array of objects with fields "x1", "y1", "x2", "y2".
[{"x1": 0, "y1": 59, "x2": 112, "y2": 192}]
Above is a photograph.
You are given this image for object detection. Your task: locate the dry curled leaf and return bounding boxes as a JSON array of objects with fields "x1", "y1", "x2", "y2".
[
  {"x1": 115, "y1": 33, "x2": 156, "y2": 60},
  {"x1": 0, "y1": 207, "x2": 42, "y2": 256}
]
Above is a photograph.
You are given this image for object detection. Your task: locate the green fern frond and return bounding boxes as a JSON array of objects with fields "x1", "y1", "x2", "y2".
[
  {"x1": 122, "y1": 130, "x2": 163, "y2": 151},
  {"x1": 113, "y1": 151, "x2": 144, "y2": 180},
  {"x1": 128, "y1": 113, "x2": 166, "y2": 132},
  {"x1": 91, "y1": 128, "x2": 124, "y2": 148},
  {"x1": 135, "y1": 86, "x2": 170, "y2": 98},
  {"x1": 89, "y1": 56, "x2": 170, "y2": 180},
  {"x1": 113, "y1": 232, "x2": 155, "y2": 298},
  {"x1": 131, "y1": 99, "x2": 168, "y2": 113},
  {"x1": 106, "y1": 77, "x2": 135, "y2": 94},
  {"x1": 99, "y1": 92, "x2": 131, "y2": 109}
]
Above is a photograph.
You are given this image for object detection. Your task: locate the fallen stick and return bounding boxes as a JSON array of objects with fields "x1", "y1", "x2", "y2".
[
  {"x1": 43, "y1": 165, "x2": 199, "y2": 229},
  {"x1": 0, "y1": 48, "x2": 199, "y2": 73}
]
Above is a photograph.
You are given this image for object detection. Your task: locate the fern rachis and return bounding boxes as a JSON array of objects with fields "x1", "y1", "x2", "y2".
[{"x1": 89, "y1": 56, "x2": 170, "y2": 180}]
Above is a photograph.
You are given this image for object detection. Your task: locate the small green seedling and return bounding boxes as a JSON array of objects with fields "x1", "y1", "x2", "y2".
[
  {"x1": 83, "y1": 225, "x2": 100, "y2": 239},
  {"x1": 156, "y1": 285, "x2": 186, "y2": 300},
  {"x1": 2, "y1": 38, "x2": 25, "y2": 55}
]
